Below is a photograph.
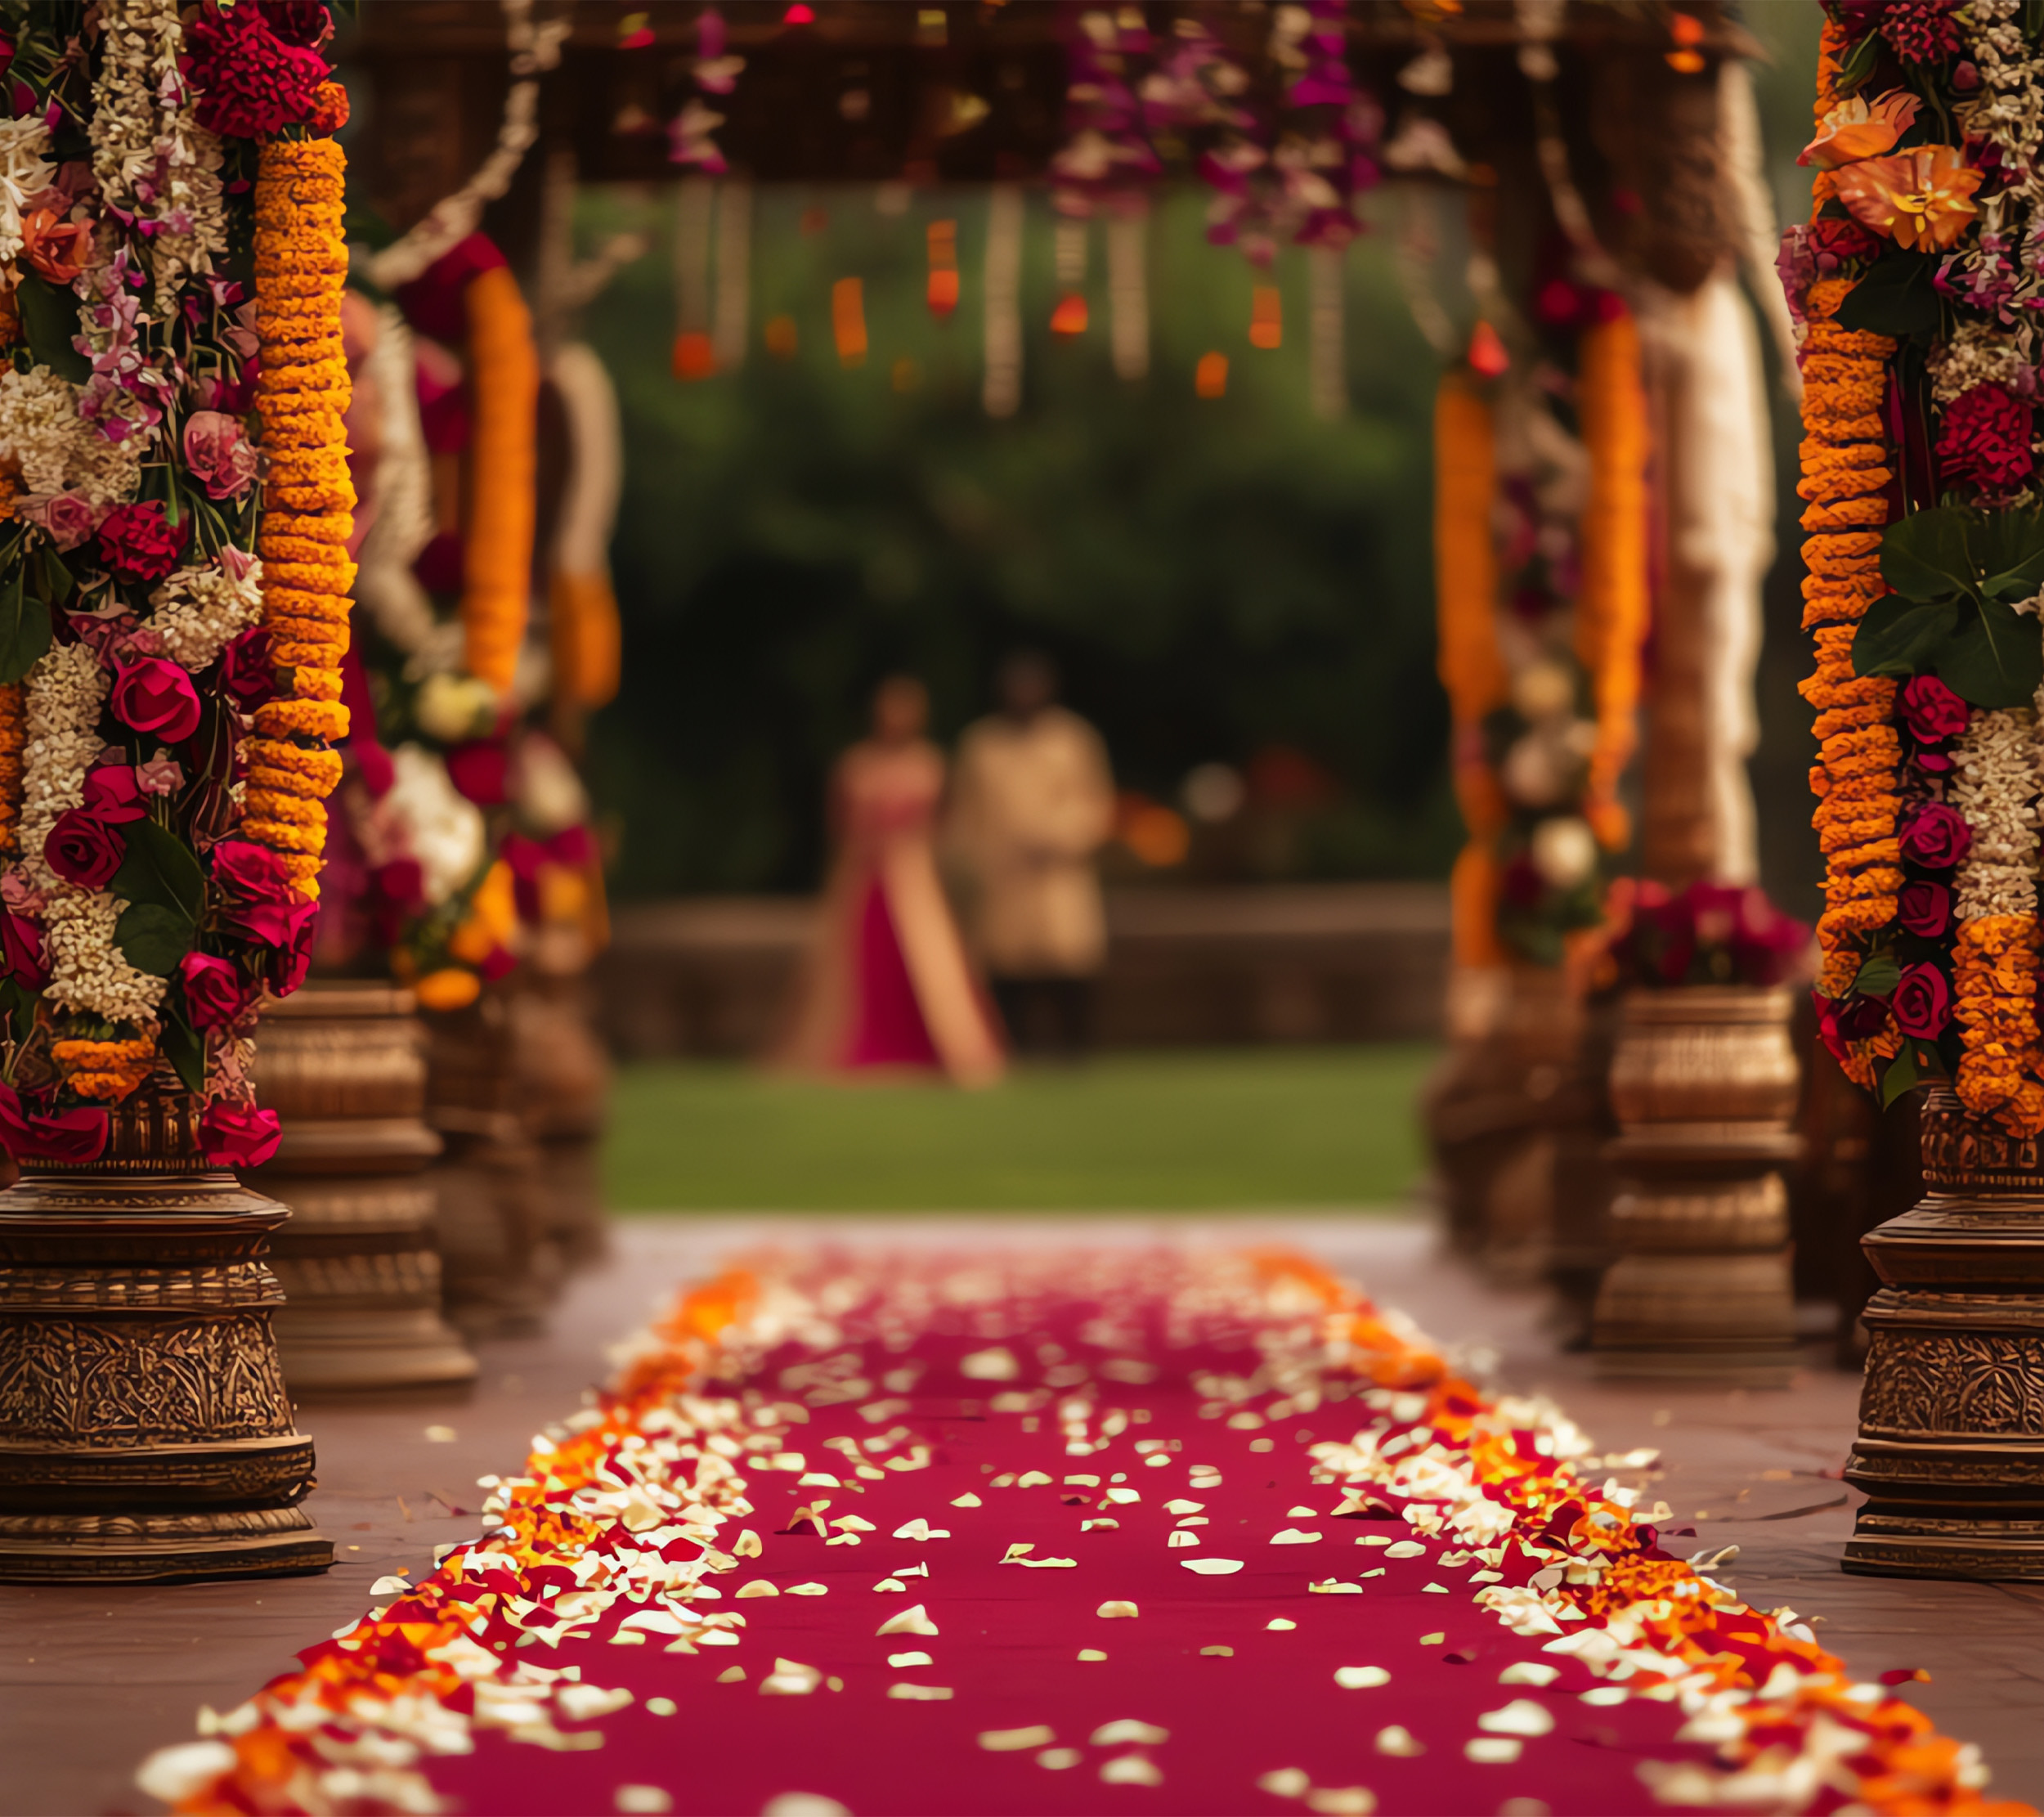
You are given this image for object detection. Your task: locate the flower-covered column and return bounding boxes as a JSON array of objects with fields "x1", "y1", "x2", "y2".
[
  {"x1": 1786, "y1": 0, "x2": 2044, "y2": 1579},
  {"x1": 0, "y1": 0, "x2": 352, "y2": 1583}
]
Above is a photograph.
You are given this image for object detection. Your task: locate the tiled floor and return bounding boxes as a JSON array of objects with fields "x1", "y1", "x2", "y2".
[{"x1": 3, "y1": 1215, "x2": 2039, "y2": 1815}]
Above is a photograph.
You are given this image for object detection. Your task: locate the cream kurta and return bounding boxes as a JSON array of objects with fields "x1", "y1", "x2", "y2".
[{"x1": 948, "y1": 707, "x2": 1114, "y2": 978}]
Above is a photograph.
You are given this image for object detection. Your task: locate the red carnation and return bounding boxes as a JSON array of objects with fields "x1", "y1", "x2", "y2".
[
  {"x1": 1937, "y1": 384, "x2": 2034, "y2": 494},
  {"x1": 95, "y1": 501, "x2": 186, "y2": 585},
  {"x1": 1880, "y1": 0, "x2": 1962, "y2": 65},
  {"x1": 186, "y1": 3, "x2": 329, "y2": 140}
]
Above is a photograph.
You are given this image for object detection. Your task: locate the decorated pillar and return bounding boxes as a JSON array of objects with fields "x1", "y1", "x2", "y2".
[
  {"x1": 1783, "y1": 0, "x2": 2044, "y2": 1578},
  {"x1": 0, "y1": 2, "x2": 351, "y2": 1580}
]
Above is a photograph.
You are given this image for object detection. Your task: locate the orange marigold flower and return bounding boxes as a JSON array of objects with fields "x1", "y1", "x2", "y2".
[
  {"x1": 1833, "y1": 146, "x2": 1983, "y2": 252},
  {"x1": 1800, "y1": 87, "x2": 1921, "y2": 170}
]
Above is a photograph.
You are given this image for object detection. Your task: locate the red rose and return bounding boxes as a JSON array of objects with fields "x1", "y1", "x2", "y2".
[
  {"x1": 1809, "y1": 216, "x2": 1879, "y2": 266},
  {"x1": 110, "y1": 657, "x2": 203, "y2": 743},
  {"x1": 1936, "y1": 383, "x2": 2034, "y2": 494},
  {"x1": 1898, "y1": 879, "x2": 1952, "y2": 936},
  {"x1": 96, "y1": 500, "x2": 187, "y2": 584},
  {"x1": 199, "y1": 1099, "x2": 282, "y2": 1169},
  {"x1": 1900, "y1": 801, "x2": 1972, "y2": 870},
  {"x1": 44, "y1": 809, "x2": 127, "y2": 890},
  {"x1": 0, "y1": 908, "x2": 47, "y2": 990},
  {"x1": 217, "y1": 626, "x2": 276, "y2": 712},
  {"x1": 446, "y1": 740, "x2": 510, "y2": 806},
  {"x1": 1836, "y1": 992, "x2": 1893, "y2": 1039},
  {"x1": 179, "y1": 951, "x2": 247, "y2": 1030},
  {"x1": 1898, "y1": 674, "x2": 1970, "y2": 743},
  {"x1": 1893, "y1": 962, "x2": 1952, "y2": 1038},
  {"x1": 0, "y1": 1084, "x2": 108, "y2": 1164},
  {"x1": 80, "y1": 764, "x2": 146, "y2": 823}
]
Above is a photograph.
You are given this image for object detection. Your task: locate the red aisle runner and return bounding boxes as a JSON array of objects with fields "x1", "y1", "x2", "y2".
[{"x1": 140, "y1": 1249, "x2": 2022, "y2": 1817}]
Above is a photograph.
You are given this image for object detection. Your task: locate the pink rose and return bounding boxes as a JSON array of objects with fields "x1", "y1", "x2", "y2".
[
  {"x1": 19, "y1": 491, "x2": 105, "y2": 551},
  {"x1": 43, "y1": 810, "x2": 127, "y2": 890},
  {"x1": 199, "y1": 1099, "x2": 282, "y2": 1169},
  {"x1": 110, "y1": 657, "x2": 202, "y2": 743},
  {"x1": 211, "y1": 838, "x2": 294, "y2": 902},
  {"x1": 0, "y1": 1084, "x2": 108, "y2": 1164},
  {"x1": 182, "y1": 411, "x2": 258, "y2": 502},
  {"x1": 266, "y1": 896, "x2": 320, "y2": 995},
  {"x1": 234, "y1": 889, "x2": 316, "y2": 953},
  {"x1": 178, "y1": 950, "x2": 247, "y2": 1030},
  {"x1": 137, "y1": 755, "x2": 184, "y2": 796}
]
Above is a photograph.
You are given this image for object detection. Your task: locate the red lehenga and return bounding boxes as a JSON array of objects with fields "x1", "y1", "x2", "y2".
[{"x1": 775, "y1": 738, "x2": 1005, "y2": 1086}]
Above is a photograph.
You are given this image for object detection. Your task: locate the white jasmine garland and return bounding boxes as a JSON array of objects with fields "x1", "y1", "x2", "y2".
[
  {"x1": 0, "y1": 115, "x2": 54, "y2": 267},
  {"x1": 149, "y1": 557, "x2": 264, "y2": 671},
  {"x1": 87, "y1": 0, "x2": 226, "y2": 310},
  {"x1": 0, "y1": 366, "x2": 142, "y2": 502},
  {"x1": 1950, "y1": 707, "x2": 2039, "y2": 921},
  {"x1": 18, "y1": 642, "x2": 163, "y2": 1025}
]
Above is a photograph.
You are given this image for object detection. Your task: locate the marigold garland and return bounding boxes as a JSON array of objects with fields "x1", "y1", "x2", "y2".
[
  {"x1": 459, "y1": 263, "x2": 538, "y2": 695},
  {"x1": 1798, "y1": 258, "x2": 1903, "y2": 1090},
  {"x1": 253, "y1": 137, "x2": 354, "y2": 902},
  {"x1": 1433, "y1": 372, "x2": 1507, "y2": 971},
  {"x1": 1574, "y1": 307, "x2": 1651, "y2": 854}
]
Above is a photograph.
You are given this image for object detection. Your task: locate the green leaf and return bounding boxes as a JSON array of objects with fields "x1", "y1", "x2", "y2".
[
  {"x1": 1836, "y1": 25, "x2": 1881, "y2": 93},
  {"x1": 0, "y1": 561, "x2": 50, "y2": 685},
  {"x1": 1834, "y1": 254, "x2": 1942, "y2": 338},
  {"x1": 31, "y1": 541, "x2": 72, "y2": 606},
  {"x1": 1852, "y1": 591, "x2": 1957, "y2": 678},
  {"x1": 159, "y1": 1007, "x2": 206, "y2": 1095},
  {"x1": 113, "y1": 900, "x2": 195, "y2": 976},
  {"x1": 110, "y1": 819, "x2": 206, "y2": 922},
  {"x1": 1973, "y1": 509, "x2": 2044, "y2": 602},
  {"x1": 1937, "y1": 593, "x2": 2044, "y2": 707},
  {"x1": 1853, "y1": 952, "x2": 1902, "y2": 998},
  {"x1": 15, "y1": 271, "x2": 90, "y2": 384},
  {"x1": 1880, "y1": 1043, "x2": 1921, "y2": 1110},
  {"x1": 1881, "y1": 509, "x2": 1979, "y2": 603}
]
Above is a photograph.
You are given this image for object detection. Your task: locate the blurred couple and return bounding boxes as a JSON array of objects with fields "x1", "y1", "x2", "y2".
[{"x1": 774, "y1": 654, "x2": 1114, "y2": 1086}]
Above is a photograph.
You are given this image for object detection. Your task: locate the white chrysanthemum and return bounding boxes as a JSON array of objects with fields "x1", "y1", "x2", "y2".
[
  {"x1": 1928, "y1": 320, "x2": 2037, "y2": 405},
  {"x1": 20, "y1": 639, "x2": 109, "y2": 892},
  {"x1": 150, "y1": 558, "x2": 264, "y2": 671},
  {"x1": 375, "y1": 744, "x2": 487, "y2": 907},
  {"x1": 0, "y1": 366, "x2": 141, "y2": 503},
  {"x1": 1951, "y1": 706, "x2": 2038, "y2": 922},
  {"x1": 43, "y1": 889, "x2": 164, "y2": 1024},
  {"x1": 0, "y1": 116, "x2": 53, "y2": 267}
]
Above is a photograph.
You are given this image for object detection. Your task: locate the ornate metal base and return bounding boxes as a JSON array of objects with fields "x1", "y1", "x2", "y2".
[
  {"x1": 1845, "y1": 1088, "x2": 2044, "y2": 1579},
  {"x1": 0, "y1": 1158, "x2": 331, "y2": 1583},
  {"x1": 254, "y1": 982, "x2": 477, "y2": 1398}
]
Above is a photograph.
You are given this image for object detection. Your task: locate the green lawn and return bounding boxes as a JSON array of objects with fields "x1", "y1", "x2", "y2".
[{"x1": 602, "y1": 1044, "x2": 1439, "y2": 1210}]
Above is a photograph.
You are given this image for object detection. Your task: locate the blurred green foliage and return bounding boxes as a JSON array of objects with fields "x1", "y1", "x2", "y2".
[{"x1": 577, "y1": 183, "x2": 1457, "y2": 896}]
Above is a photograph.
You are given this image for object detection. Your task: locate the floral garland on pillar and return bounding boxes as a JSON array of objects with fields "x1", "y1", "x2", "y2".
[
  {"x1": 1786, "y1": 1, "x2": 2044, "y2": 1124},
  {"x1": 0, "y1": 1, "x2": 347, "y2": 1164}
]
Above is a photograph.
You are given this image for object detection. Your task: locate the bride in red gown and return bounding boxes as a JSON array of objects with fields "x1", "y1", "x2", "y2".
[{"x1": 775, "y1": 677, "x2": 1006, "y2": 1086}]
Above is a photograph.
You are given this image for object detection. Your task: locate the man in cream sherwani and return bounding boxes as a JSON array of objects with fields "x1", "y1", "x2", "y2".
[{"x1": 948, "y1": 652, "x2": 1116, "y2": 1056}]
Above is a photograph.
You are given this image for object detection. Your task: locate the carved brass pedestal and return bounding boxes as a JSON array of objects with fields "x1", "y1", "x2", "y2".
[
  {"x1": 1592, "y1": 986, "x2": 1803, "y2": 1386},
  {"x1": 253, "y1": 982, "x2": 476, "y2": 1397},
  {"x1": 428, "y1": 990, "x2": 561, "y2": 1340},
  {"x1": 0, "y1": 1086, "x2": 330, "y2": 1581},
  {"x1": 1845, "y1": 1087, "x2": 2044, "y2": 1578}
]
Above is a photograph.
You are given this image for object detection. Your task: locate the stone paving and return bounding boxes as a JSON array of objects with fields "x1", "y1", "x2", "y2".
[{"x1": 4, "y1": 1214, "x2": 2039, "y2": 1815}]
